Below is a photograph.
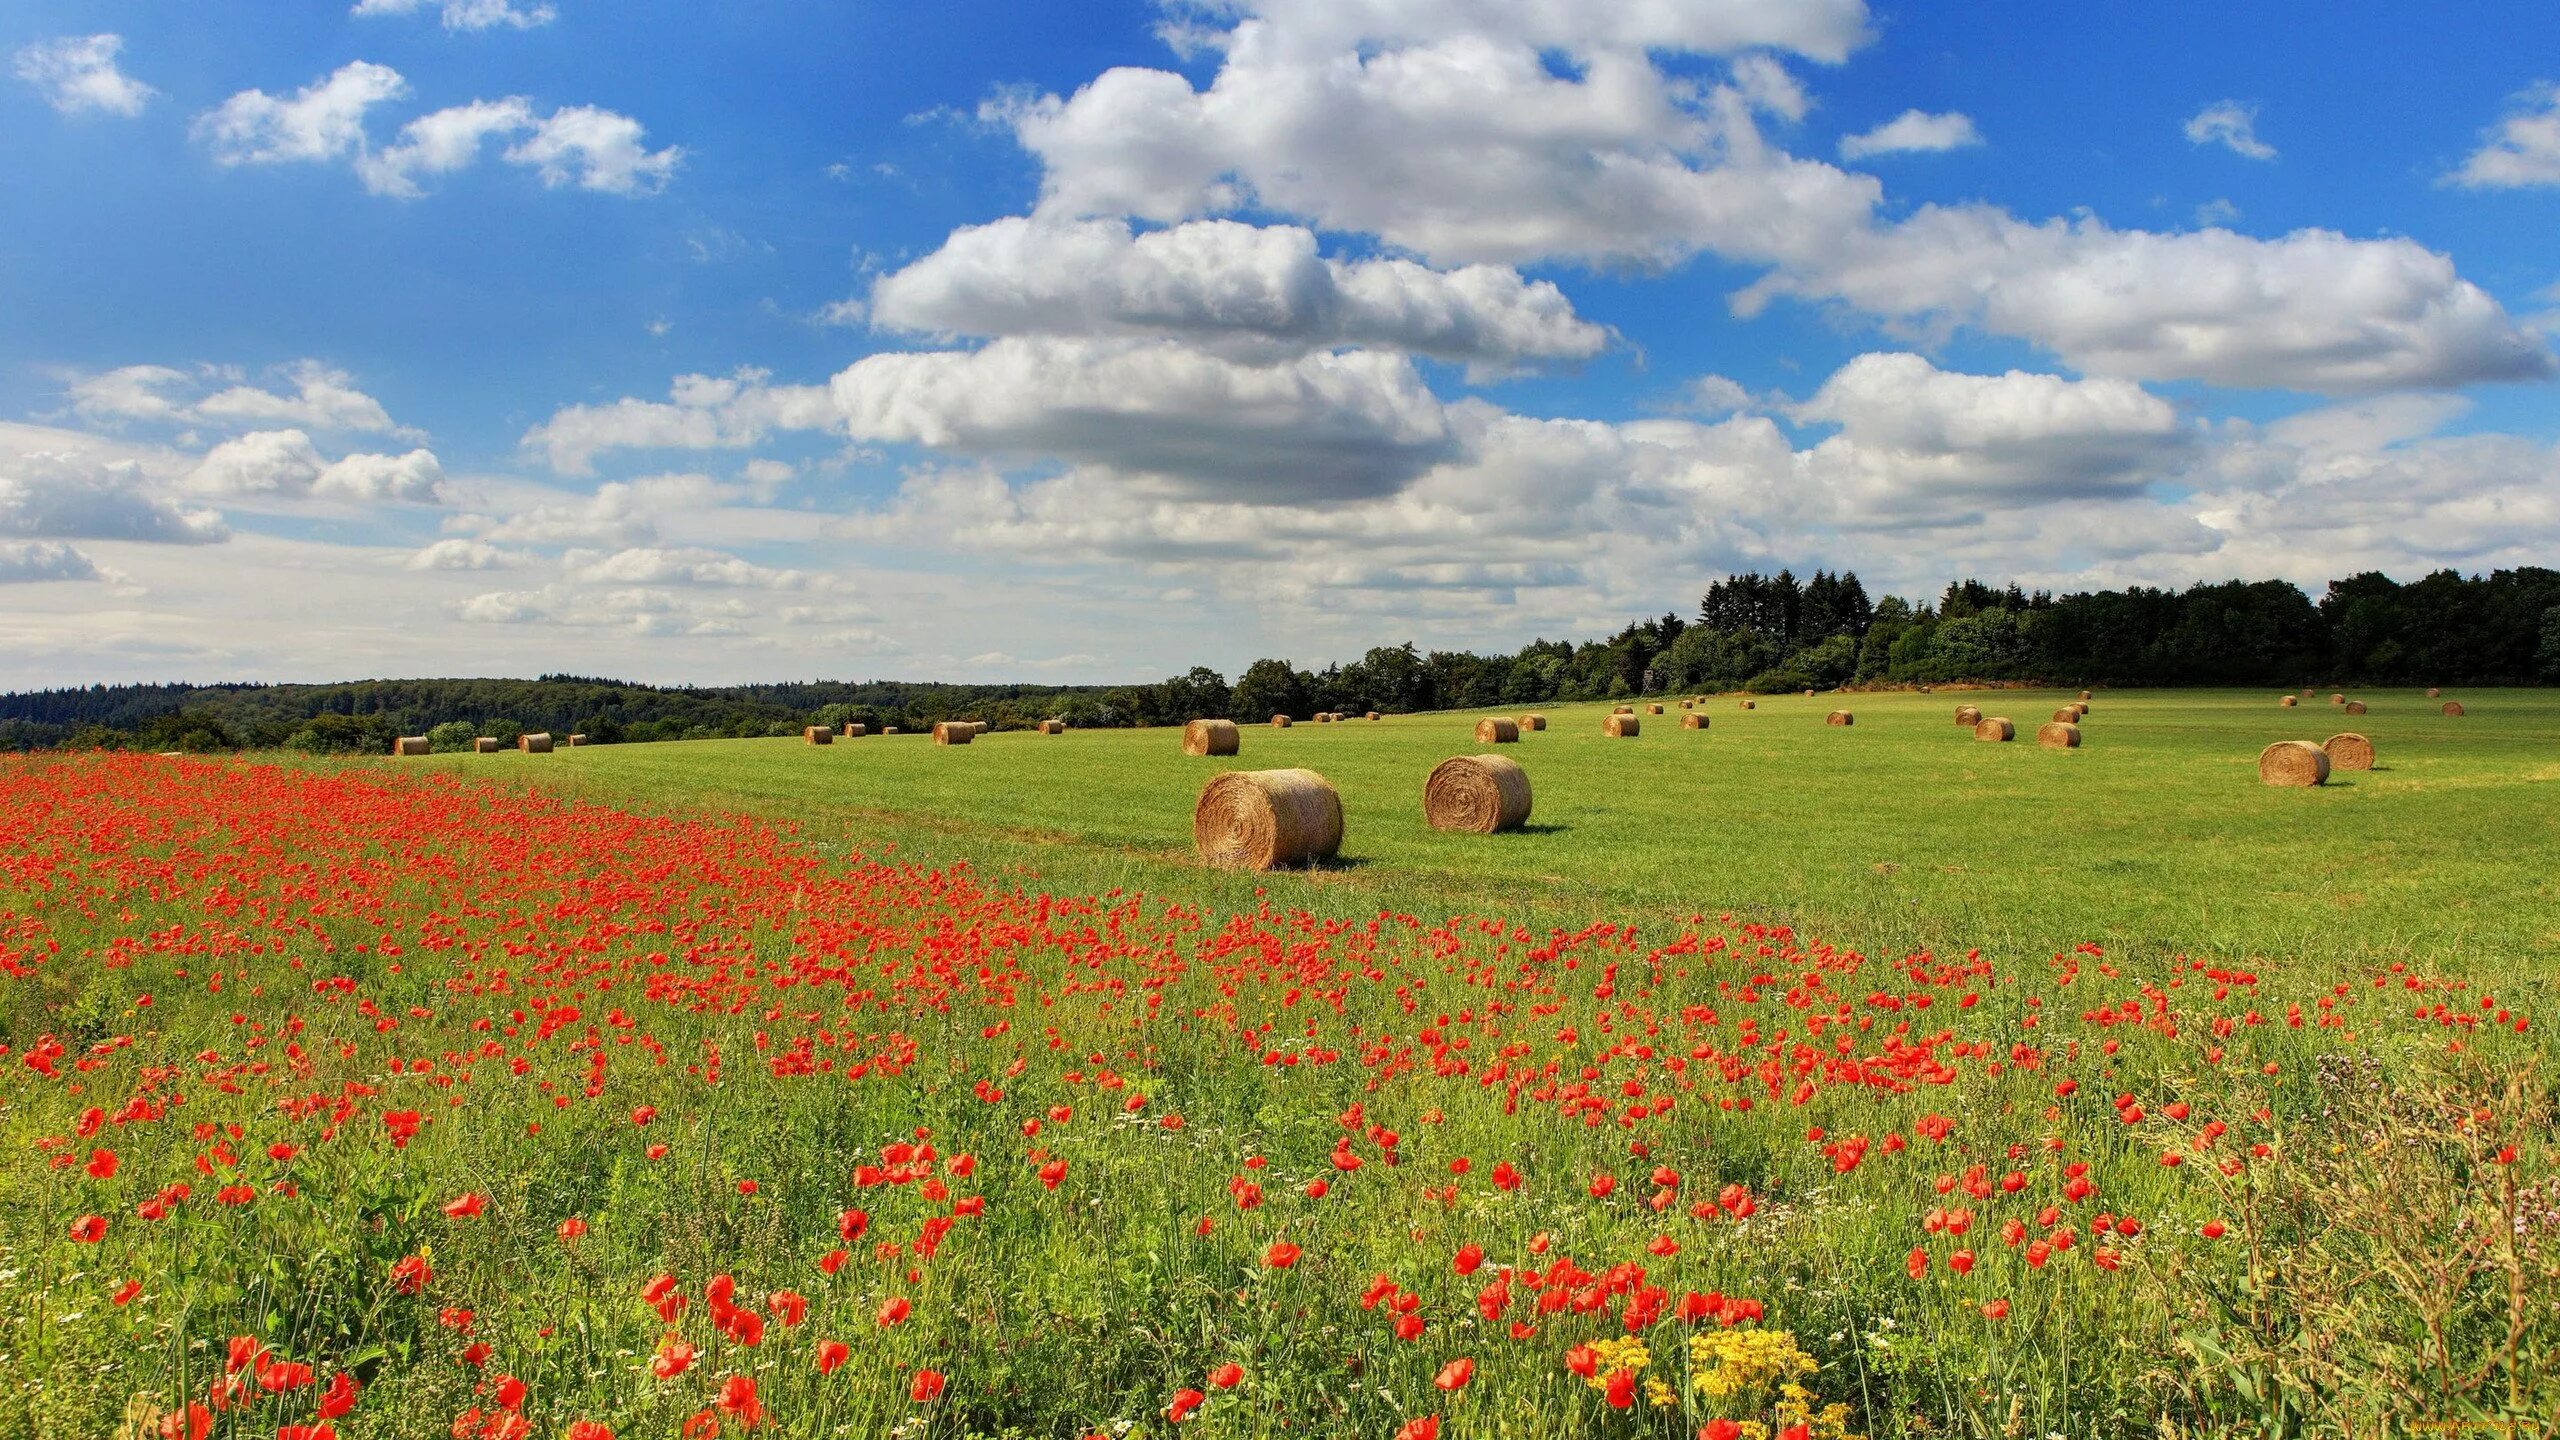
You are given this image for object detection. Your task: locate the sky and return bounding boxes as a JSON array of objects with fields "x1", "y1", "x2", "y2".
[{"x1": 3, "y1": 0, "x2": 2558, "y2": 690}]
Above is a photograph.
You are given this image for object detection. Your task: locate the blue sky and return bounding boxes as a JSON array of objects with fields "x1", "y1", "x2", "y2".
[{"x1": 3, "y1": 0, "x2": 2557, "y2": 687}]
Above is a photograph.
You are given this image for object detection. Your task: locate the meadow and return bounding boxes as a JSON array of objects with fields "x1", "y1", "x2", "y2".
[{"x1": 1, "y1": 687, "x2": 2555, "y2": 1440}]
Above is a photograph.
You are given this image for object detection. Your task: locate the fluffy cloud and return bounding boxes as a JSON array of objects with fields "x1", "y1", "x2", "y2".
[
  {"x1": 2451, "y1": 82, "x2": 2560, "y2": 189},
  {"x1": 449, "y1": 583, "x2": 756, "y2": 636},
  {"x1": 0, "y1": 450, "x2": 225, "y2": 544},
  {"x1": 522, "y1": 371, "x2": 835, "y2": 473},
  {"x1": 1163, "y1": 0, "x2": 1871, "y2": 62},
  {"x1": 2183, "y1": 101, "x2": 2276, "y2": 161},
  {"x1": 454, "y1": 472, "x2": 742, "y2": 546},
  {"x1": 870, "y1": 217, "x2": 1606, "y2": 368},
  {"x1": 503, "y1": 106, "x2": 682, "y2": 195},
  {"x1": 830, "y1": 338, "x2": 1457, "y2": 500},
  {"x1": 12, "y1": 34, "x2": 156, "y2": 117},
  {"x1": 406, "y1": 538, "x2": 521, "y2": 571},
  {"x1": 185, "y1": 430, "x2": 446, "y2": 502},
  {"x1": 197, "y1": 61, "x2": 408, "y2": 166},
  {"x1": 71, "y1": 361, "x2": 415, "y2": 438},
  {"x1": 996, "y1": 4, "x2": 2545, "y2": 392},
  {"x1": 352, "y1": 0, "x2": 557, "y2": 31},
  {"x1": 560, "y1": 545, "x2": 808, "y2": 589},
  {"x1": 1839, "y1": 110, "x2": 1981, "y2": 160},
  {"x1": 0, "y1": 540, "x2": 104, "y2": 584}
]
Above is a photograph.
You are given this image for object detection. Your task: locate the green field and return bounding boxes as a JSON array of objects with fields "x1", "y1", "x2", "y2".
[{"x1": 430, "y1": 687, "x2": 2560, "y2": 983}]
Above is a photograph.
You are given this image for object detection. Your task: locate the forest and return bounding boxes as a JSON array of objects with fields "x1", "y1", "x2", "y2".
[{"x1": 5, "y1": 566, "x2": 2555, "y2": 752}]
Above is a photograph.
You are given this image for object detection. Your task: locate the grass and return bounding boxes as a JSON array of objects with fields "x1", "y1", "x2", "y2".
[{"x1": 429, "y1": 686, "x2": 2560, "y2": 983}]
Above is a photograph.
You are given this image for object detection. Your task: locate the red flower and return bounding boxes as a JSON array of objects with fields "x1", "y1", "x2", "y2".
[
  {"x1": 815, "y1": 1339, "x2": 850, "y2": 1375},
  {"x1": 1433, "y1": 1357, "x2": 1474, "y2": 1391},
  {"x1": 1264, "y1": 1241, "x2": 1301, "y2": 1269},
  {"x1": 390, "y1": 1255, "x2": 432, "y2": 1294},
  {"x1": 717, "y1": 1374, "x2": 764, "y2": 1426},
  {"x1": 1207, "y1": 1363, "x2": 1243, "y2": 1389},
  {"x1": 1166, "y1": 1387, "x2": 1205, "y2": 1422},
  {"x1": 68, "y1": 1214, "x2": 106, "y2": 1244},
  {"x1": 909, "y1": 1369, "x2": 946, "y2": 1403},
  {"x1": 442, "y1": 1192, "x2": 486, "y2": 1220},
  {"x1": 1396, "y1": 1418, "x2": 1441, "y2": 1440}
]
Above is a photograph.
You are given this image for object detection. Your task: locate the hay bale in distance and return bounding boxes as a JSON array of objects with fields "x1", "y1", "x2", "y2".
[
  {"x1": 393, "y1": 736, "x2": 429, "y2": 757},
  {"x1": 1612, "y1": 705, "x2": 1634, "y2": 715},
  {"x1": 1195, "y1": 768, "x2": 1343, "y2": 869},
  {"x1": 1037, "y1": 719, "x2": 1066, "y2": 734},
  {"x1": 1475, "y1": 717, "x2": 1521, "y2": 744},
  {"x1": 1739, "y1": 699, "x2": 1756, "y2": 711},
  {"x1": 2052, "y1": 707, "x2": 2079, "y2": 724},
  {"x1": 1955, "y1": 705, "x2": 1982, "y2": 727},
  {"x1": 1646, "y1": 703, "x2": 1664, "y2": 715},
  {"x1": 2259, "y1": 741, "x2": 2330, "y2": 787},
  {"x1": 2426, "y1": 687, "x2": 2442, "y2": 698},
  {"x1": 2037, "y1": 721, "x2": 2080, "y2": 750},
  {"x1": 932, "y1": 722, "x2": 974, "y2": 746},
  {"x1": 1271, "y1": 714, "x2": 1294, "y2": 728},
  {"x1": 841, "y1": 723, "x2": 867, "y2": 738},
  {"x1": 473, "y1": 737, "x2": 500, "y2": 754},
  {"x1": 2324, "y1": 732, "x2": 2375, "y2": 771},
  {"x1": 2343, "y1": 701, "x2": 2366, "y2": 716},
  {"x1": 1825, "y1": 710, "x2": 1854, "y2": 727},
  {"x1": 882, "y1": 726, "x2": 901, "y2": 736},
  {"x1": 1183, "y1": 719, "x2": 1241, "y2": 757},
  {"x1": 1682, "y1": 713, "x2": 1709, "y2": 730},
  {"x1": 567, "y1": 734, "x2": 587, "y2": 747},
  {"x1": 2330, "y1": 693, "x2": 2346, "y2": 706},
  {"x1": 1424, "y1": 754, "x2": 1532, "y2": 834},
  {"x1": 1975, "y1": 717, "x2": 2015, "y2": 742},
  {"x1": 1366, "y1": 712, "x2": 1381, "y2": 721},
  {"x1": 2443, "y1": 701, "x2": 2466, "y2": 717},
  {"x1": 2280, "y1": 695, "x2": 2298, "y2": 707},
  {"x1": 804, "y1": 726, "x2": 834, "y2": 745},
  {"x1": 2078, "y1": 690, "x2": 2092, "y2": 701},
  {"x1": 1519, "y1": 713, "x2": 1546, "y2": 731},
  {"x1": 519, "y1": 733, "x2": 554, "y2": 754},
  {"x1": 1603, "y1": 713, "x2": 1640, "y2": 738}
]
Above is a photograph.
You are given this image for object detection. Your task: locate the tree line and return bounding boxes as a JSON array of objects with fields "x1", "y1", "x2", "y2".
[{"x1": 5, "y1": 567, "x2": 2555, "y2": 753}]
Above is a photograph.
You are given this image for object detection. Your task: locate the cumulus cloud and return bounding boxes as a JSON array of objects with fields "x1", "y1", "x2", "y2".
[
  {"x1": 454, "y1": 472, "x2": 741, "y2": 547},
  {"x1": 522, "y1": 371, "x2": 836, "y2": 474},
  {"x1": 560, "y1": 545, "x2": 808, "y2": 589},
  {"x1": 407, "y1": 537, "x2": 522, "y2": 571},
  {"x1": 992, "y1": 3, "x2": 2543, "y2": 392},
  {"x1": 185, "y1": 430, "x2": 446, "y2": 502},
  {"x1": 0, "y1": 540, "x2": 104, "y2": 584},
  {"x1": 503, "y1": 106, "x2": 682, "y2": 195},
  {"x1": 197, "y1": 61, "x2": 408, "y2": 166},
  {"x1": 2451, "y1": 82, "x2": 2560, "y2": 189},
  {"x1": 70, "y1": 360, "x2": 416, "y2": 438},
  {"x1": 1839, "y1": 110, "x2": 1981, "y2": 160},
  {"x1": 13, "y1": 34, "x2": 156, "y2": 117},
  {"x1": 830, "y1": 337, "x2": 1458, "y2": 500},
  {"x1": 450, "y1": 583, "x2": 754, "y2": 636},
  {"x1": 352, "y1": 0, "x2": 557, "y2": 31},
  {"x1": 870, "y1": 217, "x2": 1607, "y2": 368},
  {"x1": 0, "y1": 450, "x2": 226, "y2": 545},
  {"x1": 2183, "y1": 101, "x2": 2276, "y2": 161}
]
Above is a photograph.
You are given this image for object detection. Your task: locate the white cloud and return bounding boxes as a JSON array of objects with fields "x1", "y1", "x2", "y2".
[
  {"x1": 1839, "y1": 110, "x2": 1980, "y2": 160},
  {"x1": 560, "y1": 545, "x2": 809, "y2": 589},
  {"x1": 2183, "y1": 101, "x2": 2276, "y2": 161},
  {"x1": 406, "y1": 537, "x2": 521, "y2": 571},
  {"x1": 1158, "y1": 0, "x2": 1872, "y2": 64},
  {"x1": 456, "y1": 472, "x2": 742, "y2": 546},
  {"x1": 522, "y1": 371, "x2": 836, "y2": 474},
  {"x1": 12, "y1": 34, "x2": 156, "y2": 117},
  {"x1": 2451, "y1": 82, "x2": 2560, "y2": 190},
  {"x1": 70, "y1": 361, "x2": 415, "y2": 438},
  {"x1": 0, "y1": 450, "x2": 226, "y2": 545},
  {"x1": 870, "y1": 216, "x2": 1608, "y2": 368},
  {"x1": 503, "y1": 106, "x2": 682, "y2": 195},
  {"x1": 0, "y1": 540, "x2": 104, "y2": 584},
  {"x1": 830, "y1": 337, "x2": 1458, "y2": 500},
  {"x1": 185, "y1": 430, "x2": 445, "y2": 502},
  {"x1": 352, "y1": 0, "x2": 558, "y2": 32},
  {"x1": 449, "y1": 583, "x2": 755, "y2": 636},
  {"x1": 357, "y1": 98, "x2": 538, "y2": 197},
  {"x1": 197, "y1": 61, "x2": 408, "y2": 166}
]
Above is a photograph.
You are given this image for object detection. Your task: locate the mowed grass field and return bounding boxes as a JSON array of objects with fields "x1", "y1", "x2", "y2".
[{"x1": 431, "y1": 687, "x2": 2560, "y2": 983}]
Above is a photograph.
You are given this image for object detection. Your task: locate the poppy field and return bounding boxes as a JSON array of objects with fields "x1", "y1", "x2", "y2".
[{"x1": 5, "y1": 696, "x2": 2559, "y2": 1437}]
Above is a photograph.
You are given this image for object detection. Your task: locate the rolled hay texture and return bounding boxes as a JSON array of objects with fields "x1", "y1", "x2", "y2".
[
  {"x1": 1519, "y1": 713, "x2": 1547, "y2": 731},
  {"x1": 881, "y1": 726, "x2": 900, "y2": 736},
  {"x1": 519, "y1": 733, "x2": 554, "y2": 754},
  {"x1": 1195, "y1": 769, "x2": 1343, "y2": 869},
  {"x1": 2052, "y1": 708, "x2": 2080, "y2": 724},
  {"x1": 393, "y1": 736, "x2": 429, "y2": 757},
  {"x1": 1317, "y1": 713, "x2": 1334, "y2": 724},
  {"x1": 2073, "y1": 701, "x2": 2091, "y2": 716},
  {"x1": 2343, "y1": 701, "x2": 2366, "y2": 716},
  {"x1": 1682, "y1": 713, "x2": 1709, "y2": 730},
  {"x1": 567, "y1": 734, "x2": 587, "y2": 747},
  {"x1": 2330, "y1": 693, "x2": 2346, "y2": 706},
  {"x1": 1679, "y1": 699, "x2": 1694, "y2": 710},
  {"x1": 1826, "y1": 710, "x2": 1855, "y2": 726},
  {"x1": 1612, "y1": 705, "x2": 1634, "y2": 715},
  {"x1": 804, "y1": 726, "x2": 834, "y2": 745},
  {"x1": 841, "y1": 723, "x2": 866, "y2": 738},
  {"x1": 1475, "y1": 717, "x2": 1521, "y2": 744},
  {"x1": 2325, "y1": 732, "x2": 2375, "y2": 771},
  {"x1": 2259, "y1": 741, "x2": 2330, "y2": 787},
  {"x1": 2079, "y1": 690, "x2": 2092, "y2": 701},
  {"x1": 1739, "y1": 699, "x2": 1756, "y2": 710},
  {"x1": 1271, "y1": 714, "x2": 1294, "y2": 728},
  {"x1": 473, "y1": 738, "x2": 500, "y2": 754},
  {"x1": 970, "y1": 721, "x2": 993, "y2": 736},
  {"x1": 932, "y1": 722, "x2": 974, "y2": 746},
  {"x1": 2280, "y1": 695, "x2": 2298, "y2": 707},
  {"x1": 1424, "y1": 754, "x2": 1533, "y2": 834},
  {"x1": 2037, "y1": 721, "x2": 2080, "y2": 750},
  {"x1": 2426, "y1": 687, "x2": 2442, "y2": 698},
  {"x1": 1039, "y1": 719, "x2": 1066, "y2": 735},
  {"x1": 1603, "y1": 713, "x2": 1640, "y2": 738},
  {"x1": 2444, "y1": 701, "x2": 2467, "y2": 717},
  {"x1": 1803, "y1": 689, "x2": 1815, "y2": 698},
  {"x1": 1183, "y1": 719, "x2": 1241, "y2": 757},
  {"x1": 1647, "y1": 704, "x2": 1664, "y2": 715},
  {"x1": 1955, "y1": 705, "x2": 1982, "y2": 727},
  {"x1": 1975, "y1": 717, "x2": 2015, "y2": 742},
  {"x1": 1367, "y1": 712, "x2": 1381, "y2": 721}
]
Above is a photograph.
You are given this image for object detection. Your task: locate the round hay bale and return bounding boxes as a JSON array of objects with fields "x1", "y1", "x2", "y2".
[
  {"x1": 2425, "y1": 687, "x2": 2442, "y2": 698},
  {"x1": 519, "y1": 733, "x2": 554, "y2": 754},
  {"x1": 1475, "y1": 717, "x2": 1521, "y2": 744},
  {"x1": 1271, "y1": 714, "x2": 1294, "y2": 728},
  {"x1": 932, "y1": 722, "x2": 974, "y2": 746},
  {"x1": 1424, "y1": 754, "x2": 1532, "y2": 834},
  {"x1": 1366, "y1": 712, "x2": 1381, "y2": 721},
  {"x1": 2072, "y1": 701, "x2": 2090, "y2": 716},
  {"x1": 1038, "y1": 719, "x2": 1066, "y2": 735},
  {"x1": 841, "y1": 723, "x2": 866, "y2": 738},
  {"x1": 1682, "y1": 713, "x2": 1708, "y2": 730},
  {"x1": 2052, "y1": 707, "x2": 2080, "y2": 724},
  {"x1": 1183, "y1": 718, "x2": 1241, "y2": 756},
  {"x1": 1612, "y1": 705, "x2": 1634, "y2": 715},
  {"x1": 2279, "y1": 694, "x2": 2298, "y2": 707},
  {"x1": 393, "y1": 736, "x2": 429, "y2": 757},
  {"x1": 2324, "y1": 732, "x2": 2374, "y2": 771},
  {"x1": 2078, "y1": 690, "x2": 2092, "y2": 701},
  {"x1": 1955, "y1": 705, "x2": 1982, "y2": 727},
  {"x1": 882, "y1": 726, "x2": 900, "y2": 736},
  {"x1": 2443, "y1": 701, "x2": 2466, "y2": 717},
  {"x1": 1825, "y1": 710, "x2": 1854, "y2": 727},
  {"x1": 2330, "y1": 693, "x2": 2346, "y2": 706},
  {"x1": 1803, "y1": 688, "x2": 1815, "y2": 698},
  {"x1": 804, "y1": 726, "x2": 834, "y2": 745},
  {"x1": 1195, "y1": 768, "x2": 1342, "y2": 869},
  {"x1": 1975, "y1": 717, "x2": 2015, "y2": 742},
  {"x1": 1919, "y1": 685, "x2": 1932, "y2": 694},
  {"x1": 1518, "y1": 713, "x2": 1547, "y2": 731},
  {"x1": 2037, "y1": 721, "x2": 2080, "y2": 750},
  {"x1": 567, "y1": 734, "x2": 587, "y2": 747},
  {"x1": 2342, "y1": 701, "x2": 2366, "y2": 716},
  {"x1": 1603, "y1": 713, "x2": 1640, "y2": 738},
  {"x1": 1679, "y1": 699, "x2": 1693, "y2": 709},
  {"x1": 1739, "y1": 699, "x2": 1756, "y2": 711},
  {"x1": 971, "y1": 721, "x2": 993, "y2": 736},
  {"x1": 1316, "y1": 713, "x2": 1334, "y2": 724},
  {"x1": 1646, "y1": 703, "x2": 1664, "y2": 715},
  {"x1": 473, "y1": 737, "x2": 499, "y2": 754},
  {"x1": 2258, "y1": 741, "x2": 2330, "y2": 787}
]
